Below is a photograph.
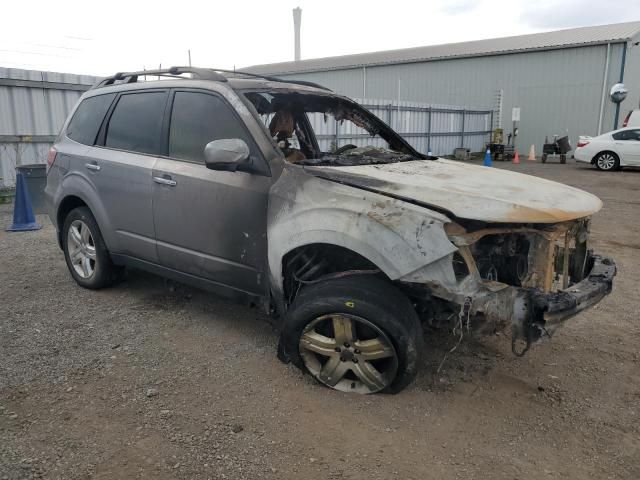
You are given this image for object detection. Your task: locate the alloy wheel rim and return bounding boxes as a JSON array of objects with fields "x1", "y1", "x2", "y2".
[
  {"x1": 598, "y1": 154, "x2": 615, "y2": 170},
  {"x1": 67, "y1": 220, "x2": 96, "y2": 279},
  {"x1": 299, "y1": 314, "x2": 399, "y2": 394}
]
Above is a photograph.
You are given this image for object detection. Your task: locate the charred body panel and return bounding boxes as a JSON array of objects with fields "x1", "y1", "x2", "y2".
[
  {"x1": 267, "y1": 161, "x2": 616, "y2": 356},
  {"x1": 303, "y1": 160, "x2": 603, "y2": 224},
  {"x1": 252, "y1": 88, "x2": 615, "y2": 356},
  {"x1": 267, "y1": 164, "x2": 457, "y2": 315}
]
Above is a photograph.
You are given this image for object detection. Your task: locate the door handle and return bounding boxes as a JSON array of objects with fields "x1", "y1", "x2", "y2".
[
  {"x1": 153, "y1": 176, "x2": 177, "y2": 186},
  {"x1": 85, "y1": 163, "x2": 101, "y2": 171}
]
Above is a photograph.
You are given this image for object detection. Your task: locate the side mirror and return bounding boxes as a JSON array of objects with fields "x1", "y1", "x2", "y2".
[{"x1": 204, "y1": 138, "x2": 250, "y2": 171}]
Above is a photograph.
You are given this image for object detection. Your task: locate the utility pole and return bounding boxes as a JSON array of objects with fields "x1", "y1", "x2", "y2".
[{"x1": 293, "y1": 7, "x2": 302, "y2": 61}]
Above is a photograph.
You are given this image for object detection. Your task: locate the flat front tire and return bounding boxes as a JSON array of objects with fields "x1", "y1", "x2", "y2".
[
  {"x1": 281, "y1": 276, "x2": 424, "y2": 394},
  {"x1": 62, "y1": 206, "x2": 124, "y2": 289}
]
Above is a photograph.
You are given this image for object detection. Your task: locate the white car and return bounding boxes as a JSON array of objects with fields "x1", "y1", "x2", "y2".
[{"x1": 574, "y1": 127, "x2": 640, "y2": 171}]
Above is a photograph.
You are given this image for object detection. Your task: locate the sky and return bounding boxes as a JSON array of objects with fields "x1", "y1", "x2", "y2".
[{"x1": 1, "y1": 0, "x2": 639, "y2": 76}]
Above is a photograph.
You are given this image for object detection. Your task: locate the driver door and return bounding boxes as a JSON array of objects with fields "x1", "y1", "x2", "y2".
[{"x1": 152, "y1": 89, "x2": 271, "y2": 296}]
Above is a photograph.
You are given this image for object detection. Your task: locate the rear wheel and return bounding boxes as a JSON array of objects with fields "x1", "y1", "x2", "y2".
[
  {"x1": 594, "y1": 152, "x2": 619, "y2": 171},
  {"x1": 281, "y1": 276, "x2": 424, "y2": 394},
  {"x1": 541, "y1": 154, "x2": 547, "y2": 163},
  {"x1": 62, "y1": 207, "x2": 124, "y2": 289}
]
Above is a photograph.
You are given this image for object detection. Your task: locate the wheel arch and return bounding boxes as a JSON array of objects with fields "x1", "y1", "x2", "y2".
[
  {"x1": 57, "y1": 195, "x2": 87, "y2": 231},
  {"x1": 55, "y1": 173, "x2": 116, "y2": 251},
  {"x1": 591, "y1": 150, "x2": 619, "y2": 165},
  {"x1": 270, "y1": 234, "x2": 402, "y2": 315},
  {"x1": 281, "y1": 241, "x2": 392, "y2": 296}
]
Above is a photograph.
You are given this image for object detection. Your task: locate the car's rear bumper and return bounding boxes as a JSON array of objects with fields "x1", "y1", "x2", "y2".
[{"x1": 573, "y1": 149, "x2": 591, "y2": 163}]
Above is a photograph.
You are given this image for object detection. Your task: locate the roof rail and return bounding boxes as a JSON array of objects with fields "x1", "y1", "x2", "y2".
[
  {"x1": 92, "y1": 66, "x2": 228, "y2": 89},
  {"x1": 212, "y1": 69, "x2": 333, "y2": 91},
  {"x1": 91, "y1": 65, "x2": 332, "y2": 92}
]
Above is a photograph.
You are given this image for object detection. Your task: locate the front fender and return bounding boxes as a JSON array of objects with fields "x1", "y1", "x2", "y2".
[{"x1": 268, "y1": 166, "x2": 458, "y2": 298}]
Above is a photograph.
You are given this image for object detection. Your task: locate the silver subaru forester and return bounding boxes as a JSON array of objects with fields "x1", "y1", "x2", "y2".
[{"x1": 45, "y1": 66, "x2": 615, "y2": 394}]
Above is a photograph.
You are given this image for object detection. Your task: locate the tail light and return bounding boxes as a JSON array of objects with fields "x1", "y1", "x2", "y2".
[
  {"x1": 577, "y1": 140, "x2": 589, "y2": 148},
  {"x1": 622, "y1": 111, "x2": 631, "y2": 127},
  {"x1": 46, "y1": 147, "x2": 57, "y2": 173}
]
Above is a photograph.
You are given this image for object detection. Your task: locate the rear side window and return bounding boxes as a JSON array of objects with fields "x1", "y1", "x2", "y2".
[
  {"x1": 105, "y1": 92, "x2": 166, "y2": 155},
  {"x1": 612, "y1": 129, "x2": 640, "y2": 141},
  {"x1": 169, "y1": 91, "x2": 253, "y2": 163},
  {"x1": 66, "y1": 93, "x2": 115, "y2": 145}
]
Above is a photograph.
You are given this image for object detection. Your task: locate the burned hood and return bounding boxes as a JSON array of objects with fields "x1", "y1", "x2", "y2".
[{"x1": 304, "y1": 159, "x2": 603, "y2": 223}]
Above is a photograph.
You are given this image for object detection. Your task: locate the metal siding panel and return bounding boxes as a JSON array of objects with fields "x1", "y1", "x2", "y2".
[
  {"x1": 281, "y1": 44, "x2": 613, "y2": 156},
  {"x1": 0, "y1": 68, "x2": 98, "y2": 187},
  {"x1": 622, "y1": 41, "x2": 640, "y2": 123},
  {"x1": 245, "y1": 21, "x2": 640, "y2": 75}
]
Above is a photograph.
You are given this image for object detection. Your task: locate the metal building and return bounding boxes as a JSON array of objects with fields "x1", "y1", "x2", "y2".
[
  {"x1": 0, "y1": 68, "x2": 98, "y2": 188},
  {"x1": 245, "y1": 21, "x2": 640, "y2": 156}
]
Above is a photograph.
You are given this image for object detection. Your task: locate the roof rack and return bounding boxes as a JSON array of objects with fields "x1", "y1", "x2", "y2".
[
  {"x1": 92, "y1": 65, "x2": 332, "y2": 92},
  {"x1": 212, "y1": 69, "x2": 333, "y2": 91},
  {"x1": 92, "y1": 66, "x2": 228, "y2": 89}
]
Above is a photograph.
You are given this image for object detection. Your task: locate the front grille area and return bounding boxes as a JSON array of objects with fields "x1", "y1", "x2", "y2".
[
  {"x1": 470, "y1": 233, "x2": 531, "y2": 287},
  {"x1": 457, "y1": 219, "x2": 591, "y2": 293}
]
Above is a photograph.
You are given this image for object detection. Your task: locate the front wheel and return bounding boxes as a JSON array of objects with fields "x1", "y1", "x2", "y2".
[
  {"x1": 594, "y1": 152, "x2": 620, "y2": 171},
  {"x1": 281, "y1": 276, "x2": 424, "y2": 394}
]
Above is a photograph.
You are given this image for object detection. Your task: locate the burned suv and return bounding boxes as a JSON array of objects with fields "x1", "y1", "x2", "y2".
[{"x1": 45, "y1": 66, "x2": 616, "y2": 394}]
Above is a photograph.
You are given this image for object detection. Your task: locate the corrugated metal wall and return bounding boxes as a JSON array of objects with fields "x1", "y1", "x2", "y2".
[
  {"x1": 0, "y1": 68, "x2": 98, "y2": 187},
  {"x1": 275, "y1": 44, "x2": 634, "y2": 155},
  {"x1": 621, "y1": 43, "x2": 640, "y2": 122}
]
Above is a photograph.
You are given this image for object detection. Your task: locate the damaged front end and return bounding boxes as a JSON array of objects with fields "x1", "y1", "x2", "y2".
[{"x1": 437, "y1": 220, "x2": 616, "y2": 355}]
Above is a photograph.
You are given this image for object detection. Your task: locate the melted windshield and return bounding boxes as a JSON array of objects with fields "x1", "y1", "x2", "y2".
[{"x1": 243, "y1": 91, "x2": 423, "y2": 166}]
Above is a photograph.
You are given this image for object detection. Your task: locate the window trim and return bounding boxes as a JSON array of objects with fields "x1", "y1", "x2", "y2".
[
  {"x1": 161, "y1": 88, "x2": 270, "y2": 176},
  {"x1": 95, "y1": 89, "x2": 170, "y2": 157}
]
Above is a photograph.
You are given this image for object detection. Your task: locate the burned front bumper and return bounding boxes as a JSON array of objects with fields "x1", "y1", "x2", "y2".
[{"x1": 508, "y1": 254, "x2": 616, "y2": 355}]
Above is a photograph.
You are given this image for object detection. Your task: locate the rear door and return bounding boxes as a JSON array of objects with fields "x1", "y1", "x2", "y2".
[
  {"x1": 84, "y1": 89, "x2": 169, "y2": 262},
  {"x1": 152, "y1": 89, "x2": 270, "y2": 295},
  {"x1": 612, "y1": 129, "x2": 640, "y2": 165}
]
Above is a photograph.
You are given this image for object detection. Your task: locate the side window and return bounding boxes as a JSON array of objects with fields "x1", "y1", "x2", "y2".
[
  {"x1": 169, "y1": 91, "x2": 253, "y2": 163},
  {"x1": 612, "y1": 131, "x2": 629, "y2": 140},
  {"x1": 67, "y1": 93, "x2": 115, "y2": 145},
  {"x1": 612, "y1": 130, "x2": 640, "y2": 141},
  {"x1": 105, "y1": 92, "x2": 166, "y2": 155}
]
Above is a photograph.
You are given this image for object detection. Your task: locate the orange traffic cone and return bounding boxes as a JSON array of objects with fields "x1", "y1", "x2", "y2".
[
  {"x1": 513, "y1": 149, "x2": 520, "y2": 164},
  {"x1": 527, "y1": 144, "x2": 536, "y2": 161}
]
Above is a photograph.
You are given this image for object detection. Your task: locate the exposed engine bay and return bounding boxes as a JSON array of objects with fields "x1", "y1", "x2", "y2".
[
  {"x1": 243, "y1": 90, "x2": 422, "y2": 166},
  {"x1": 440, "y1": 219, "x2": 615, "y2": 355},
  {"x1": 447, "y1": 219, "x2": 592, "y2": 292}
]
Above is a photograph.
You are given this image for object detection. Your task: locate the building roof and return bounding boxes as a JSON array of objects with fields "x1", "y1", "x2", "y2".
[{"x1": 244, "y1": 21, "x2": 640, "y2": 75}]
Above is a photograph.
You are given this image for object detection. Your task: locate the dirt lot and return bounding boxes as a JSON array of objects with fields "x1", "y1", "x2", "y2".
[{"x1": 1, "y1": 159, "x2": 639, "y2": 480}]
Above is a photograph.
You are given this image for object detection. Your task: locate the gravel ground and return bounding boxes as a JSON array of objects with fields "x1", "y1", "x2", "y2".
[{"x1": 1, "y1": 159, "x2": 639, "y2": 480}]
